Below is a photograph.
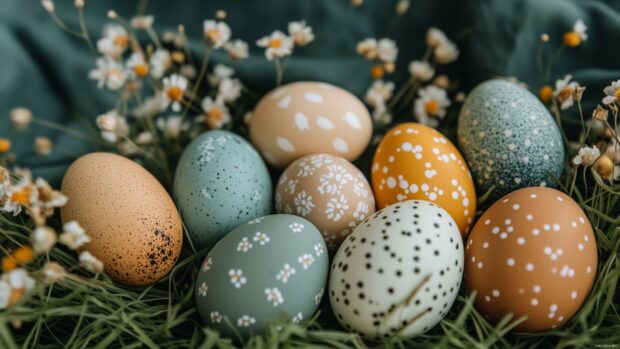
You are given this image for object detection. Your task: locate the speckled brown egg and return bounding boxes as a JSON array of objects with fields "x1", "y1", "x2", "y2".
[
  {"x1": 465, "y1": 187, "x2": 597, "y2": 332},
  {"x1": 61, "y1": 152, "x2": 183, "y2": 286},
  {"x1": 249, "y1": 82, "x2": 373, "y2": 168},
  {"x1": 275, "y1": 154, "x2": 375, "y2": 251}
]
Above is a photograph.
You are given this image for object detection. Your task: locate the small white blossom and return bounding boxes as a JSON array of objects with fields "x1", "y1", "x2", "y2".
[
  {"x1": 218, "y1": 78, "x2": 242, "y2": 103},
  {"x1": 554, "y1": 75, "x2": 580, "y2": 110},
  {"x1": 434, "y1": 40, "x2": 459, "y2": 64},
  {"x1": 96, "y1": 110, "x2": 129, "y2": 143},
  {"x1": 79, "y1": 251, "x2": 104, "y2": 273},
  {"x1": 414, "y1": 85, "x2": 451, "y2": 127},
  {"x1": 149, "y1": 49, "x2": 171, "y2": 79},
  {"x1": 203, "y1": 20, "x2": 231, "y2": 48},
  {"x1": 126, "y1": 52, "x2": 149, "y2": 78},
  {"x1": 572, "y1": 19, "x2": 588, "y2": 41},
  {"x1": 34, "y1": 137, "x2": 53, "y2": 155},
  {"x1": 130, "y1": 15, "x2": 154, "y2": 30},
  {"x1": 377, "y1": 38, "x2": 398, "y2": 63},
  {"x1": 96, "y1": 24, "x2": 129, "y2": 59},
  {"x1": 357, "y1": 38, "x2": 378, "y2": 60},
  {"x1": 201, "y1": 96, "x2": 231, "y2": 129},
  {"x1": 156, "y1": 115, "x2": 186, "y2": 139},
  {"x1": 288, "y1": 21, "x2": 314, "y2": 46},
  {"x1": 10, "y1": 107, "x2": 33, "y2": 130},
  {"x1": 573, "y1": 146, "x2": 600, "y2": 166},
  {"x1": 208, "y1": 64, "x2": 235, "y2": 86},
  {"x1": 59, "y1": 220, "x2": 91, "y2": 250},
  {"x1": 408, "y1": 60, "x2": 434, "y2": 81},
  {"x1": 426, "y1": 27, "x2": 448, "y2": 48},
  {"x1": 224, "y1": 39, "x2": 249, "y2": 60},
  {"x1": 41, "y1": 0, "x2": 54, "y2": 12},
  {"x1": 32, "y1": 226, "x2": 57, "y2": 253},
  {"x1": 89, "y1": 58, "x2": 127, "y2": 90},
  {"x1": 133, "y1": 93, "x2": 167, "y2": 118},
  {"x1": 256, "y1": 31, "x2": 294, "y2": 61},
  {"x1": 40, "y1": 262, "x2": 65, "y2": 284},
  {"x1": 135, "y1": 131, "x2": 154, "y2": 145},
  {"x1": 162, "y1": 74, "x2": 188, "y2": 112},
  {"x1": 603, "y1": 80, "x2": 620, "y2": 105}
]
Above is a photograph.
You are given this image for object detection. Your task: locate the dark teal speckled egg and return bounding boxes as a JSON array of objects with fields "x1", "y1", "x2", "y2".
[
  {"x1": 173, "y1": 130, "x2": 272, "y2": 249},
  {"x1": 457, "y1": 80, "x2": 564, "y2": 201},
  {"x1": 195, "y1": 214, "x2": 328, "y2": 338}
]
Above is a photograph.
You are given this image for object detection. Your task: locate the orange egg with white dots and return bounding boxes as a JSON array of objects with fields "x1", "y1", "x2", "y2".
[
  {"x1": 371, "y1": 123, "x2": 476, "y2": 236},
  {"x1": 464, "y1": 187, "x2": 597, "y2": 332}
]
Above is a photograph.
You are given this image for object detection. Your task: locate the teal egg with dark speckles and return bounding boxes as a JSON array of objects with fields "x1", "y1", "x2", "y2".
[
  {"x1": 173, "y1": 130, "x2": 272, "y2": 249},
  {"x1": 195, "y1": 214, "x2": 328, "y2": 338},
  {"x1": 457, "y1": 80, "x2": 564, "y2": 201}
]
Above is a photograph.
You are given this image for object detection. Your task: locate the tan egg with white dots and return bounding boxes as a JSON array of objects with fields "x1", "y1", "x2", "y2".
[
  {"x1": 249, "y1": 82, "x2": 373, "y2": 168},
  {"x1": 465, "y1": 187, "x2": 597, "y2": 332}
]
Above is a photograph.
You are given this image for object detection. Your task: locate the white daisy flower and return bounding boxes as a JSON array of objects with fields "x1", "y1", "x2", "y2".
[
  {"x1": 434, "y1": 40, "x2": 459, "y2": 64},
  {"x1": 203, "y1": 20, "x2": 231, "y2": 48},
  {"x1": 149, "y1": 49, "x2": 171, "y2": 79},
  {"x1": 224, "y1": 39, "x2": 249, "y2": 60},
  {"x1": 162, "y1": 74, "x2": 188, "y2": 112},
  {"x1": 133, "y1": 93, "x2": 167, "y2": 118},
  {"x1": 10, "y1": 107, "x2": 32, "y2": 130},
  {"x1": 603, "y1": 79, "x2": 620, "y2": 105},
  {"x1": 96, "y1": 110, "x2": 129, "y2": 143},
  {"x1": 554, "y1": 75, "x2": 580, "y2": 110},
  {"x1": 573, "y1": 146, "x2": 600, "y2": 166},
  {"x1": 156, "y1": 115, "x2": 186, "y2": 139},
  {"x1": 89, "y1": 58, "x2": 127, "y2": 90},
  {"x1": 96, "y1": 24, "x2": 129, "y2": 59},
  {"x1": 426, "y1": 27, "x2": 448, "y2": 48},
  {"x1": 365, "y1": 80, "x2": 394, "y2": 109},
  {"x1": 377, "y1": 38, "x2": 398, "y2": 63},
  {"x1": 126, "y1": 52, "x2": 149, "y2": 78},
  {"x1": 414, "y1": 85, "x2": 451, "y2": 127},
  {"x1": 200, "y1": 96, "x2": 231, "y2": 129},
  {"x1": 572, "y1": 19, "x2": 588, "y2": 41},
  {"x1": 408, "y1": 60, "x2": 434, "y2": 81},
  {"x1": 218, "y1": 77, "x2": 242, "y2": 103},
  {"x1": 288, "y1": 21, "x2": 314, "y2": 46},
  {"x1": 357, "y1": 38, "x2": 378, "y2": 60},
  {"x1": 256, "y1": 31, "x2": 294, "y2": 61},
  {"x1": 79, "y1": 251, "x2": 104, "y2": 273},
  {"x1": 31, "y1": 226, "x2": 56, "y2": 253},
  {"x1": 59, "y1": 220, "x2": 91, "y2": 250}
]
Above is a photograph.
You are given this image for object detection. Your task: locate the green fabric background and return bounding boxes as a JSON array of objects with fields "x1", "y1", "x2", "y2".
[{"x1": 0, "y1": 0, "x2": 618, "y2": 185}]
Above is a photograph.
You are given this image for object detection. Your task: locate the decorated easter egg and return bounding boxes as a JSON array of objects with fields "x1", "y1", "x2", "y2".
[
  {"x1": 275, "y1": 153, "x2": 376, "y2": 252},
  {"x1": 372, "y1": 123, "x2": 476, "y2": 236},
  {"x1": 465, "y1": 187, "x2": 597, "y2": 332},
  {"x1": 173, "y1": 130, "x2": 272, "y2": 249},
  {"x1": 458, "y1": 79, "x2": 564, "y2": 200},
  {"x1": 195, "y1": 214, "x2": 328, "y2": 337},
  {"x1": 249, "y1": 81, "x2": 373, "y2": 168},
  {"x1": 61, "y1": 153, "x2": 183, "y2": 286},
  {"x1": 329, "y1": 200, "x2": 464, "y2": 340}
]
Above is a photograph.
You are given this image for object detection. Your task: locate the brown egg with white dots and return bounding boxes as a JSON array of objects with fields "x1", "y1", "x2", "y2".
[
  {"x1": 61, "y1": 153, "x2": 183, "y2": 286},
  {"x1": 465, "y1": 187, "x2": 597, "y2": 332}
]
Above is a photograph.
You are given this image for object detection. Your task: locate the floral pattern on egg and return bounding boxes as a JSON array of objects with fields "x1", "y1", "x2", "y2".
[
  {"x1": 275, "y1": 154, "x2": 376, "y2": 251},
  {"x1": 457, "y1": 79, "x2": 564, "y2": 201},
  {"x1": 249, "y1": 82, "x2": 373, "y2": 168},
  {"x1": 372, "y1": 123, "x2": 476, "y2": 236},
  {"x1": 465, "y1": 187, "x2": 597, "y2": 332}
]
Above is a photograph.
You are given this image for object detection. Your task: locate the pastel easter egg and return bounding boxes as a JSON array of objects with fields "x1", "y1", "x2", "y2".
[
  {"x1": 275, "y1": 153, "x2": 376, "y2": 252},
  {"x1": 173, "y1": 130, "x2": 272, "y2": 249},
  {"x1": 329, "y1": 200, "x2": 464, "y2": 340},
  {"x1": 61, "y1": 153, "x2": 183, "y2": 286},
  {"x1": 249, "y1": 82, "x2": 373, "y2": 168},
  {"x1": 465, "y1": 187, "x2": 597, "y2": 332},
  {"x1": 195, "y1": 214, "x2": 328, "y2": 337},
  {"x1": 372, "y1": 123, "x2": 476, "y2": 236},
  {"x1": 458, "y1": 79, "x2": 564, "y2": 200}
]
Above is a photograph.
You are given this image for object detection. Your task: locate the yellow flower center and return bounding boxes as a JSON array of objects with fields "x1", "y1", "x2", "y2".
[
  {"x1": 205, "y1": 29, "x2": 222, "y2": 44},
  {"x1": 8, "y1": 288, "x2": 24, "y2": 307},
  {"x1": 371, "y1": 64, "x2": 384, "y2": 79},
  {"x1": 614, "y1": 89, "x2": 620, "y2": 101},
  {"x1": 0, "y1": 139, "x2": 11, "y2": 153},
  {"x1": 13, "y1": 246, "x2": 34, "y2": 264},
  {"x1": 11, "y1": 187, "x2": 32, "y2": 206},
  {"x1": 2, "y1": 257, "x2": 17, "y2": 272},
  {"x1": 114, "y1": 35, "x2": 129, "y2": 47},
  {"x1": 133, "y1": 64, "x2": 149, "y2": 77},
  {"x1": 538, "y1": 85, "x2": 553, "y2": 103},
  {"x1": 563, "y1": 32, "x2": 581, "y2": 47},
  {"x1": 558, "y1": 86, "x2": 573, "y2": 103},
  {"x1": 166, "y1": 87, "x2": 183, "y2": 101},
  {"x1": 425, "y1": 100, "x2": 439, "y2": 115},
  {"x1": 268, "y1": 38, "x2": 283, "y2": 49},
  {"x1": 208, "y1": 108, "x2": 223, "y2": 121}
]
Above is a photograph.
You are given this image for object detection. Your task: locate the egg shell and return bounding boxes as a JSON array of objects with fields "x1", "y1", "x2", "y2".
[
  {"x1": 329, "y1": 200, "x2": 464, "y2": 340},
  {"x1": 61, "y1": 152, "x2": 182, "y2": 286},
  {"x1": 372, "y1": 122, "x2": 476, "y2": 236},
  {"x1": 195, "y1": 214, "x2": 328, "y2": 337},
  {"x1": 275, "y1": 154, "x2": 376, "y2": 252},
  {"x1": 465, "y1": 187, "x2": 597, "y2": 332},
  {"x1": 249, "y1": 81, "x2": 373, "y2": 168},
  {"x1": 173, "y1": 130, "x2": 272, "y2": 249},
  {"x1": 457, "y1": 79, "x2": 564, "y2": 200}
]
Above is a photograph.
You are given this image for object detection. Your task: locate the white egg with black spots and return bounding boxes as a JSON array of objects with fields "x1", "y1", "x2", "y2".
[{"x1": 329, "y1": 200, "x2": 464, "y2": 340}]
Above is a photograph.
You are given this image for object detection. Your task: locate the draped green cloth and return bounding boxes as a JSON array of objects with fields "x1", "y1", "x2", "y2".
[{"x1": 0, "y1": 0, "x2": 617, "y2": 185}]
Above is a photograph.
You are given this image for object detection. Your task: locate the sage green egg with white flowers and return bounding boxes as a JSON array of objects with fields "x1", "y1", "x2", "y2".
[
  {"x1": 173, "y1": 130, "x2": 272, "y2": 250},
  {"x1": 457, "y1": 79, "x2": 564, "y2": 201},
  {"x1": 195, "y1": 214, "x2": 329, "y2": 338}
]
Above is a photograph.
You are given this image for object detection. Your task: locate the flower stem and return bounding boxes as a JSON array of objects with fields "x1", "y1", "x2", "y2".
[
  {"x1": 274, "y1": 58, "x2": 284, "y2": 87},
  {"x1": 30, "y1": 118, "x2": 98, "y2": 144},
  {"x1": 77, "y1": 8, "x2": 96, "y2": 55},
  {"x1": 184, "y1": 46, "x2": 213, "y2": 117}
]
